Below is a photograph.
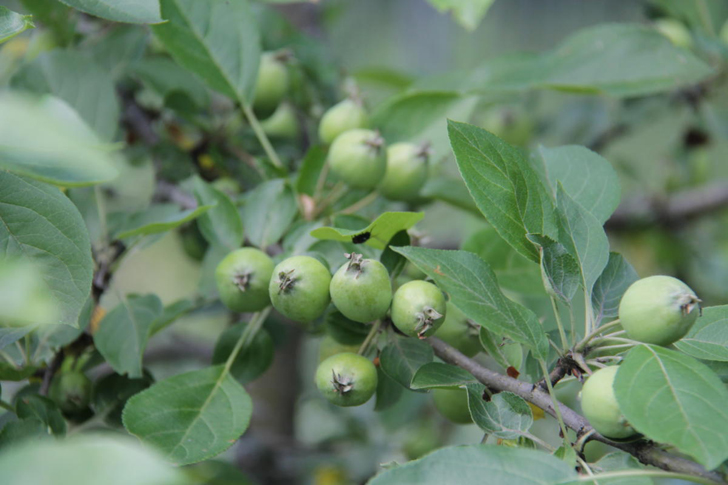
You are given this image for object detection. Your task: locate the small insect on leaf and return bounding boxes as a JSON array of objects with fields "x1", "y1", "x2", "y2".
[{"x1": 351, "y1": 231, "x2": 371, "y2": 244}]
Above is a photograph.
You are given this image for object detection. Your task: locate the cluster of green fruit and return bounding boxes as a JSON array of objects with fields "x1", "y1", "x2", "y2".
[
  {"x1": 581, "y1": 275, "x2": 701, "y2": 440},
  {"x1": 254, "y1": 51, "x2": 431, "y2": 201},
  {"x1": 214, "y1": 248, "x2": 482, "y2": 411}
]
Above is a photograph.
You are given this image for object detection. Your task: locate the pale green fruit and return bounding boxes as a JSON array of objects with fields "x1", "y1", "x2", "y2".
[
  {"x1": 391, "y1": 280, "x2": 446, "y2": 338},
  {"x1": 269, "y1": 256, "x2": 331, "y2": 323},
  {"x1": 318, "y1": 98, "x2": 368, "y2": 145},
  {"x1": 215, "y1": 248, "x2": 274, "y2": 312},
  {"x1": 260, "y1": 102, "x2": 299, "y2": 140},
  {"x1": 330, "y1": 256, "x2": 392, "y2": 323},
  {"x1": 654, "y1": 18, "x2": 693, "y2": 48},
  {"x1": 380, "y1": 142, "x2": 430, "y2": 201},
  {"x1": 253, "y1": 52, "x2": 289, "y2": 118},
  {"x1": 433, "y1": 388, "x2": 472, "y2": 424},
  {"x1": 580, "y1": 366, "x2": 636, "y2": 440},
  {"x1": 315, "y1": 352, "x2": 377, "y2": 407},
  {"x1": 618, "y1": 275, "x2": 700, "y2": 346},
  {"x1": 327, "y1": 129, "x2": 386, "y2": 190}
]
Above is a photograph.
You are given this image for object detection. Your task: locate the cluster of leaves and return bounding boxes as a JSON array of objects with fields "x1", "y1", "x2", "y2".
[{"x1": 2, "y1": 1, "x2": 728, "y2": 485}]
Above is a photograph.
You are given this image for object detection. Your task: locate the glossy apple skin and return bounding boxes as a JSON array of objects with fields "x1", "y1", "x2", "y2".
[
  {"x1": 215, "y1": 248, "x2": 274, "y2": 313},
  {"x1": 327, "y1": 129, "x2": 386, "y2": 190},
  {"x1": 391, "y1": 280, "x2": 446, "y2": 338},
  {"x1": 315, "y1": 352, "x2": 377, "y2": 407},
  {"x1": 330, "y1": 258, "x2": 392, "y2": 323},
  {"x1": 618, "y1": 275, "x2": 700, "y2": 346},
  {"x1": 269, "y1": 255, "x2": 331, "y2": 323},
  {"x1": 580, "y1": 366, "x2": 637, "y2": 440},
  {"x1": 433, "y1": 387, "x2": 472, "y2": 424},
  {"x1": 253, "y1": 52, "x2": 289, "y2": 119},
  {"x1": 318, "y1": 99, "x2": 368, "y2": 145},
  {"x1": 380, "y1": 142, "x2": 429, "y2": 201}
]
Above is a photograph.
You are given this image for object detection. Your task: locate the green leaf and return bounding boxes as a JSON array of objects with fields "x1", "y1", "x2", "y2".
[
  {"x1": 0, "y1": 7, "x2": 34, "y2": 44},
  {"x1": 380, "y1": 230, "x2": 410, "y2": 279},
  {"x1": 0, "y1": 363, "x2": 38, "y2": 381},
  {"x1": 614, "y1": 345, "x2": 728, "y2": 469},
  {"x1": 675, "y1": 306, "x2": 728, "y2": 362},
  {"x1": 12, "y1": 50, "x2": 120, "y2": 142},
  {"x1": 152, "y1": 0, "x2": 260, "y2": 104},
  {"x1": 57, "y1": 0, "x2": 163, "y2": 23},
  {"x1": 538, "y1": 145, "x2": 620, "y2": 224},
  {"x1": 0, "y1": 434, "x2": 187, "y2": 485},
  {"x1": 0, "y1": 172, "x2": 93, "y2": 327},
  {"x1": 0, "y1": 94, "x2": 118, "y2": 186},
  {"x1": 18, "y1": 0, "x2": 73, "y2": 45},
  {"x1": 94, "y1": 294, "x2": 163, "y2": 378},
  {"x1": 123, "y1": 365, "x2": 253, "y2": 465},
  {"x1": 93, "y1": 371, "x2": 154, "y2": 427},
  {"x1": 150, "y1": 298, "x2": 196, "y2": 335},
  {"x1": 425, "y1": 0, "x2": 495, "y2": 31},
  {"x1": 212, "y1": 322, "x2": 274, "y2": 384},
  {"x1": 193, "y1": 177, "x2": 244, "y2": 250},
  {"x1": 591, "y1": 253, "x2": 638, "y2": 325},
  {"x1": 324, "y1": 309, "x2": 369, "y2": 345},
  {"x1": 0, "y1": 419, "x2": 49, "y2": 448},
  {"x1": 380, "y1": 338, "x2": 434, "y2": 390},
  {"x1": 583, "y1": 452, "x2": 653, "y2": 485},
  {"x1": 375, "y1": 367, "x2": 403, "y2": 412},
  {"x1": 311, "y1": 211, "x2": 424, "y2": 250},
  {"x1": 241, "y1": 179, "x2": 297, "y2": 249},
  {"x1": 88, "y1": 26, "x2": 149, "y2": 81},
  {"x1": 526, "y1": 234, "x2": 580, "y2": 303},
  {"x1": 367, "y1": 444, "x2": 576, "y2": 485},
  {"x1": 392, "y1": 246, "x2": 549, "y2": 360},
  {"x1": 16, "y1": 395, "x2": 66, "y2": 436},
  {"x1": 462, "y1": 227, "x2": 543, "y2": 295},
  {"x1": 448, "y1": 120, "x2": 557, "y2": 263},
  {"x1": 113, "y1": 204, "x2": 215, "y2": 239},
  {"x1": 131, "y1": 56, "x2": 209, "y2": 107},
  {"x1": 295, "y1": 145, "x2": 327, "y2": 197},
  {"x1": 466, "y1": 388, "x2": 533, "y2": 439},
  {"x1": 0, "y1": 327, "x2": 32, "y2": 351},
  {"x1": 556, "y1": 185, "x2": 610, "y2": 302},
  {"x1": 410, "y1": 363, "x2": 476, "y2": 390}
]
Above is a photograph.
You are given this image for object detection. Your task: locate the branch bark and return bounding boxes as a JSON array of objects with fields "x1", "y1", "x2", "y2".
[
  {"x1": 428, "y1": 338, "x2": 727, "y2": 484},
  {"x1": 606, "y1": 183, "x2": 728, "y2": 230}
]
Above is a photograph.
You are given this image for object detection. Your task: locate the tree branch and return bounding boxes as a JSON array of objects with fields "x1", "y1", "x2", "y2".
[
  {"x1": 606, "y1": 183, "x2": 728, "y2": 230},
  {"x1": 428, "y1": 338, "x2": 726, "y2": 484},
  {"x1": 153, "y1": 180, "x2": 197, "y2": 210}
]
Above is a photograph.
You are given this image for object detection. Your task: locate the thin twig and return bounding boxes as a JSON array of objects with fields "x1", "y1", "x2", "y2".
[{"x1": 427, "y1": 338, "x2": 726, "y2": 484}]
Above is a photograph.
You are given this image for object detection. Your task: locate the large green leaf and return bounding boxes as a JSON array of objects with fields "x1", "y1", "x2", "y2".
[
  {"x1": 448, "y1": 120, "x2": 556, "y2": 263},
  {"x1": 466, "y1": 387, "x2": 533, "y2": 439},
  {"x1": 57, "y1": 0, "x2": 163, "y2": 23},
  {"x1": 367, "y1": 445, "x2": 576, "y2": 485},
  {"x1": 675, "y1": 306, "x2": 728, "y2": 362},
  {"x1": 0, "y1": 7, "x2": 34, "y2": 43},
  {"x1": 526, "y1": 234, "x2": 580, "y2": 303},
  {"x1": 462, "y1": 227, "x2": 543, "y2": 295},
  {"x1": 591, "y1": 253, "x2": 638, "y2": 325},
  {"x1": 0, "y1": 95, "x2": 118, "y2": 186},
  {"x1": 393, "y1": 246, "x2": 549, "y2": 360},
  {"x1": 311, "y1": 212, "x2": 424, "y2": 250},
  {"x1": 94, "y1": 294, "x2": 163, "y2": 378},
  {"x1": 410, "y1": 362, "x2": 476, "y2": 390},
  {"x1": 16, "y1": 395, "x2": 66, "y2": 436},
  {"x1": 380, "y1": 338, "x2": 433, "y2": 390},
  {"x1": 614, "y1": 345, "x2": 728, "y2": 469},
  {"x1": 193, "y1": 177, "x2": 244, "y2": 251},
  {"x1": 123, "y1": 365, "x2": 253, "y2": 465},
  {"x1": 241, "y1": 179, "x2": 297, "y2": 249},
  {"x1": 538, "y1": 145, "x2": 620, "y2": 224},
  {"x1": 0, "y1": 434, "x2": 186, "y2": 485},
  {"x1": 555, "y1": 185, "x2": 610, "y2": 303},
  {"x1": 130, "y1": 56, "x2": 209, "y2": 107},
  {"x1": 12, "y1": 51, "x2": 120, "y2": 142},
  {"x1": 113, "y1": 204, "x2": 215, "y2": 239},
  {"x1": 152, "y1": 0, "x2": 260, "y2": 104},
  {"x1": 0, "y1": 172, "x2": 92, "y2": 327}
]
